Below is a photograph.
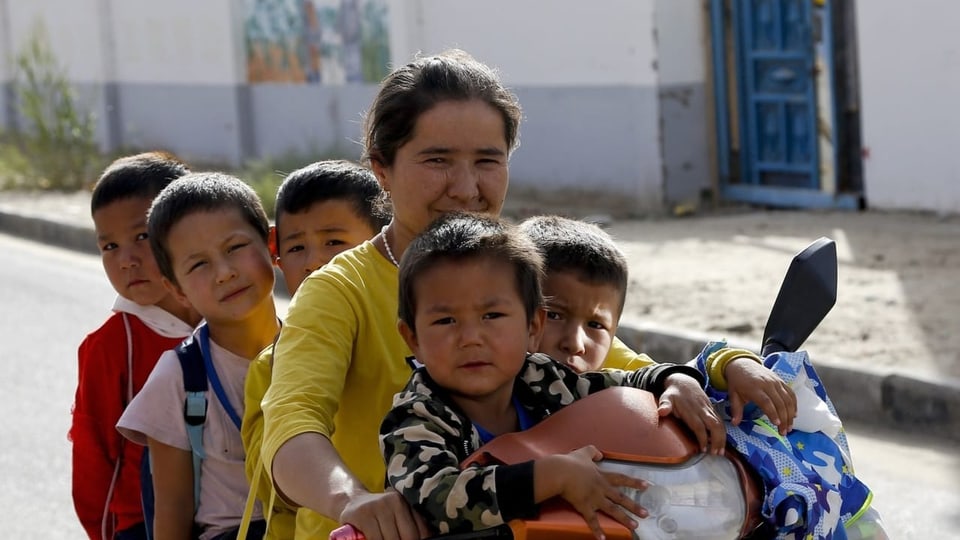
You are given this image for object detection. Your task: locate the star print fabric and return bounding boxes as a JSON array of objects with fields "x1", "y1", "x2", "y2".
[{"x1": 695, "y1": 343, "x2": 874, "y2": 540}]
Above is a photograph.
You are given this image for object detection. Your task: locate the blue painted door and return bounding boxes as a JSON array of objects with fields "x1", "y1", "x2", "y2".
[
  {"x1": 710, "y1": 0, "x2": 861, "y2": 209},
  {"x1": 736, "y1": 0, "x2": 818, "y2": 191}
]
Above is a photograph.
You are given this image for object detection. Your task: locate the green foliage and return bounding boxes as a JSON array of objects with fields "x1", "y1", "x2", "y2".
[{"x1": 6, "y1": 21, "x2": 101, "y2": 190}]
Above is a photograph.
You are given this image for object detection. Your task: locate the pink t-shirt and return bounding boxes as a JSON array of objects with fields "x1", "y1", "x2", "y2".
[{"x1": 117, "y1": 331, "x2": 262, "y2": 539}]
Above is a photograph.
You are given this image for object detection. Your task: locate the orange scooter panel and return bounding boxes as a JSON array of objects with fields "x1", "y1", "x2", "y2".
[
  {"x1": 464, "y1": 386, "x2": 700, "y2": 468},
  {"x1": 508, "y1": 500, "x2": 634, "y2": 540}
]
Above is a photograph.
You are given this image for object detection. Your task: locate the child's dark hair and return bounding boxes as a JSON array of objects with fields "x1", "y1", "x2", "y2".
[
  {"x1": 362, "y1": 49, "x2": 522, "y2": 168},
  {"x1": 275, "y1": 160, "x2": 390, "y2": 236},
  {"x1": 148, "y1": 172, "x2": 271, "y2": 284},
  {"x1": 398, "y1": 213, "x2": 544, "y2": 332},
  {"x1": 90, "y1": 151, "x2": 190, "y2": 213},
  {"x1": 519, "y1": 215, "x2": 629, "y2": 310}
]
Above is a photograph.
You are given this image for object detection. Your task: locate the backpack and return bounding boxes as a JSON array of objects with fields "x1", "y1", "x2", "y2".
[{"x1": 139, "y1": 327, "x2": 215, "y2": 540}]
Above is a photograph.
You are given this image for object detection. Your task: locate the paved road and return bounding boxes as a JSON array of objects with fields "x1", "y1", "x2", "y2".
[{"x1": 0, "y1": 233, "x2": 952, "y2": 538}]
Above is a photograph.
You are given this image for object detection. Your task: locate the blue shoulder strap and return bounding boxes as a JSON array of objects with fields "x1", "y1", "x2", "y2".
[
  {"x1": 199, "y1": 325, "x2": 242, "y2": 430},
  {"x1": 175, "y1": 327, "x2": 208, "y2": 513}
]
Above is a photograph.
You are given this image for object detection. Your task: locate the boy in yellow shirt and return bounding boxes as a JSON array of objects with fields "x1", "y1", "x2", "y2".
[
  {"x1": 520, "y1": 215, "x2": 798, "y2": 439},
  {"x1": 240, "y1": 161, "x2": 389, "y2": 539}
]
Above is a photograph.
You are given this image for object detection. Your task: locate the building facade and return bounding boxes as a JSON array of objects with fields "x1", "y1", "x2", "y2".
[{"x1": 1, "y1": 0, "x2": 956, "y2": 214}]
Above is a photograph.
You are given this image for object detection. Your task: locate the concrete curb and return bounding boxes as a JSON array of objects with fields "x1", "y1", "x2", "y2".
[
  {"x1": 0, "y1": 210, "x2": 99, "y2": 255},
  {"x1": 3, "y1": 205, "x2": 958, "y2": 441},
  {"x1": 617, "y1": 317, "x2": 960, "y2": 442}
]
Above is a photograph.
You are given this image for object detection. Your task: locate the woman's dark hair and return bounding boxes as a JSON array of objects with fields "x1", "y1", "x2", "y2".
[
  {"x1": 398, "y1": 212, "x2": 544, "y2": 333},
  {"x1": 361, "y1": 49, "x2": 522, "y2": 168}
]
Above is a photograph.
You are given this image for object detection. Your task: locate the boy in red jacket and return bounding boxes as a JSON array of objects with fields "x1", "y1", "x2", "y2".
[{"x1": 70, "y1": 152, "x2": 201, "y2": 540}]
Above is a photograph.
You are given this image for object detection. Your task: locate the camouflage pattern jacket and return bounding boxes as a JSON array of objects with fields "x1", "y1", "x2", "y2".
[{"x1": 379, "y1": 352, "x2": 703, "y2": 534}]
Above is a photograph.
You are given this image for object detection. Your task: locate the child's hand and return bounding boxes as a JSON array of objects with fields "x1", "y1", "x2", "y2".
[
  {"x1": 725, "y1": 358, "x2": 797, "y2": 434},
  {"x1": 541, "y1": 446, "x2": 649, "y2": 540},
  {"x1": 658, "y1": 373, "x2": 727, "y2": 454},
  {"x1": 338, "y1": 488, "x2": 430, "y2": 540}
]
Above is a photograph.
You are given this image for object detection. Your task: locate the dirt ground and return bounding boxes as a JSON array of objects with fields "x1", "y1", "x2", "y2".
[
  {"x1": 502, "y1": 193, "x2": 960, "y2": 381},
  {"x1": 597, "y1": 209, "x2": 960, "y2": 381}
]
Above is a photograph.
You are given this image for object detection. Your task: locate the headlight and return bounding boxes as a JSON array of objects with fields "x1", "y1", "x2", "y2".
[{"x1": 599, "y1": 454, "x2": 746, "y2": 540}]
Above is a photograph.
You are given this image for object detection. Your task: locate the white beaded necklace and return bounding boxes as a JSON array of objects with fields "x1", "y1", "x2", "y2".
[{"x1": 381, "y1": 225, "x2": 400, "y2": 267}]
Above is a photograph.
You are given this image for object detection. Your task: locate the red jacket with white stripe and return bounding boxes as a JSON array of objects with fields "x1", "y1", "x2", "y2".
[{"x1": 70, "y1": 303, "x2": 192, "y2": 539}]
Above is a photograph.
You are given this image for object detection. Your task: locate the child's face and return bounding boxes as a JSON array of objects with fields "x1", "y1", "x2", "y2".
[
  {"x1": 399, "y1": 256, "x2": 543, "y2": 406},
  {"x1": 93, "y1": 196, "x2": 180, "y2": 313},
  {"x1": 539, "y1": 270, "x2": 622, "y2": 373},
  {"x1": 275, "y1": 199, "x2": 378, "y2": 295},
  {"x1": 164, "y1": 208, "x2": 275, "y2": 325}
]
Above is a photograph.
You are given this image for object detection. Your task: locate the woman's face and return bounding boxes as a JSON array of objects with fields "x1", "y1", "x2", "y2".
[{"x1": 371, "y1": 99, "x2": 510, "y2": 238}]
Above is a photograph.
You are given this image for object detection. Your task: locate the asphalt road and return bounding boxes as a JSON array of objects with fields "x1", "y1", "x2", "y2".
[{"x1": 0, "y1": 232, "x2": 953, "y2": 538}]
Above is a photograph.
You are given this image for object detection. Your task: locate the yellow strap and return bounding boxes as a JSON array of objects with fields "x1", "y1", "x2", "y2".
[{"x1": 238, "y1": 458, "x2": 269, "y2": 538}]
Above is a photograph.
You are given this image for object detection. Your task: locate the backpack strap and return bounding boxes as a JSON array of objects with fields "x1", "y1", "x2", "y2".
[{"x1": 175, "y1": 328, "x2": 207, "y2": 513}]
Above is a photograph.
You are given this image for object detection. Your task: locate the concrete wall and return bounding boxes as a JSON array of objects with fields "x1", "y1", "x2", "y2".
[
  {"x1": 1, "y1": 0, "x2": 687, "y2": 214},
  {"x1": 654, "y1": 0, "x2": 712, "y2": 209},
  {"x1": 0, "y1": 0, "x2": 12, "y2": 130},
  {"x1": 857, "y1": 0, "x2": 960, "y2": 213},
  {"x1": 401, "y1": 0, "x2": 665, "y2": 213}
]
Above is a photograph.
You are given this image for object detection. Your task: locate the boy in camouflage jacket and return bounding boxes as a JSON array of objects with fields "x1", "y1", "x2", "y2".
[{"x1": 379, "y1": 213, "x2": 706, "y2": 539}]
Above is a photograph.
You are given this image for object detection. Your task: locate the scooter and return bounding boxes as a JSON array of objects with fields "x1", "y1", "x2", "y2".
[{"x1": 331, "y1": 237, "x2": 886, "y2": 540}]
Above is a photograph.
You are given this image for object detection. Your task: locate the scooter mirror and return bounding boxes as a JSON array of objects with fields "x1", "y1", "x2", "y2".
[{"x1": 761, "y1": 237, "x2": 838, "y2": 356}]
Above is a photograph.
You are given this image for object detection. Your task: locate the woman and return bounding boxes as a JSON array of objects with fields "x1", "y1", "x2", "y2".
[
  {"x1": 262, "y1": 50, "x2": 520, "y2": 540},
  {"x1": 261, "y1": 49, "x2": 787, "y2": 540}
]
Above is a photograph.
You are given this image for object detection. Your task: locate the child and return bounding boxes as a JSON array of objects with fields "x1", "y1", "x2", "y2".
[
  {"x1": 517, "y1": 217, "x2": 885, "y2": 538},
  {"x1": 240, "y1": 160, "x2": 389, "y2": 540},
  {"x1": 70, "y1": 152, "x2": 200, "y2": 540},
  {"x1": 269, "y1": 159, "x2": 390, "y2": 295},
  {"x1": 519, "y1": 215, "x2": 798, "y2": 437},
  {"x1": 117, "y1": 172, "x2": 280, "y2": 540},
  {"x1": 379, "y1": 212, "x2": 708, "y2": 539}
]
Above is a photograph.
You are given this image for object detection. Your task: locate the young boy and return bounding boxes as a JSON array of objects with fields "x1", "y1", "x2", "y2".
[
  {"x1": 117, "y1": 172, "x2": 280, "y2": 540},
  {"x1": 520, "y1": 217, "x2": 887, "y2": 539},
  {"x1": 269, "y1": 159, "x2": 390, "y2": 294},
  {"x1": 379, "y1": 212, "x2": 707, "y2": 539},
  {"x1": 240, "y1": 160, "x2": 389, "y2": 540},
  {"x1": 519, "y1": 215, "x2": 798, "y2": 437},
  {"x1": 70, "y1": 152, "x2": 200, "y2": 540}
]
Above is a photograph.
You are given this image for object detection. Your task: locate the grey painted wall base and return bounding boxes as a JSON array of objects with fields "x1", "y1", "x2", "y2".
[
  {"x1": 511, "y1": 85, "x2": 666, "y2": 216},
  {"x1": 0, "y1": 81, "x2": 713, "y2": 215},
  {"x1": 659, "y1": 82, "x2": 712, "y2": 209}
]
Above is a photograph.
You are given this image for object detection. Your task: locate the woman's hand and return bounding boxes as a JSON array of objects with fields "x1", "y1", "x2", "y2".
[
  {"x1": 537, "y1": 446, "x2": 648, "y2": 540},
  {"x1": 725, "y1": 358, "x2": 797, "y2": 434},
  {"x1": 658, "y1": 373, "x2": 727, "y2": 454},
  {"x1": 338, "y1": 488, "x2": 430, "y2": 540}
]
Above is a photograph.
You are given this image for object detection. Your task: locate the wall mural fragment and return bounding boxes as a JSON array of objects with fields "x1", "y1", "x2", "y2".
[{"x1": 245, "y1": 0, "x2": 390, "y2": 84}]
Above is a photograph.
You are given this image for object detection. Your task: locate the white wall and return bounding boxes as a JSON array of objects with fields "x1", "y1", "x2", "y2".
[
  {"x1": 857, "y1": 0, "x2": 960, "y2": 213},
  {"x1": 111, "y1": 0, "x2": 240, "y2": 85},
  {"x1": 7, "y1": 0, "x2": 105, "y2": 83},
  {"x1": 654, "y1": 0, "x2": 707, "y2": 86},
  {"x1": 5, "y1": 0, "x2": 239, "y2": 86},
  {"x1": 404, "y1": 0, "x2": 658, "y2": 87},
  {"x1": 0, "y1": 0, "x2": 11, "y2": 84}
]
